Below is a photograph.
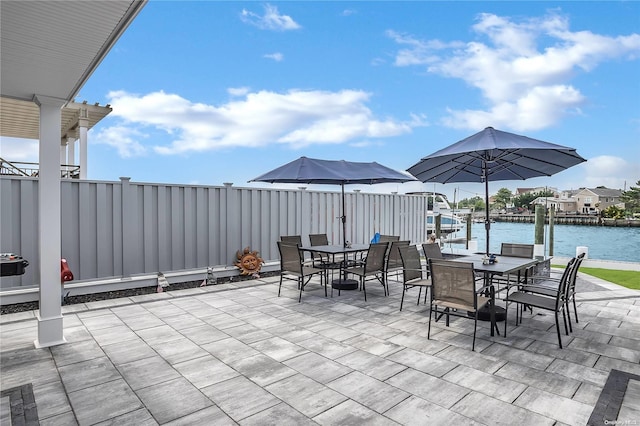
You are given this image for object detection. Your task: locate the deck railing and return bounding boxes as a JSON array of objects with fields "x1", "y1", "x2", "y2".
[{"x1": 0, "y1": 158, "x2": 80, "y2": 179}]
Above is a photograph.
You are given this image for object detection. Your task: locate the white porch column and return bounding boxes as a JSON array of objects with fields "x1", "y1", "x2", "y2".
[
  {"x1": 67, "y1": 136, "x2": 76, "y2": 171},
  {"x1": 34, "y1": 94, "x2": 67, "y2": 348},
  {"x1": 79, "y1": 109, "x2": 88, "y2": 179},
  {"x1": 60, "y1": 139, "x2": 67, "y2": 177}
]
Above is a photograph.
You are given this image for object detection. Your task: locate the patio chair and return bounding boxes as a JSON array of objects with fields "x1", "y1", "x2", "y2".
[
  {"x1": 281, "y1": 235, "x2": 313, "y2": 265},
  {"x1": 379, "y1": 235, "x2": 400, "y2": 243},
  {"x1": 277, "y1": 241, "x2": 326, "y2": 302},
  {"x1": 493, "y1": 242, "x2": 535, "y2": 292},
  {"x1": 344, "y1": 242, "x2": 389, "y2": 301},
  {"x1": 505, "y1": 257, "x2": 577, "y2": 348},
  {"x1": 421, "y1": 242, "x2": 444, "y2": 286},
  {"x1": 500, "y1": 243, "x2": 534, "y2": 258},
  {"x1": 422, "y1": 243, "x2": 443, "y2": 266},
  {"x1": 398, "y1": 245, "x2": 431, "y2": 311},
  {"x1": 428, "y1": 259, "x2": 492, "y2": 351},
  {"x1": 280, "y1": 235, "x2": 303, "y2": 245},
  {"x1": 522, "y1": 252, "x2": 585, "y2": 331},
  {"x1": 385, "y1": 240, "x2": 410, "y2": 289},
  {"x1": 308, "y1": 233, "x2": 343, "y2": 272}
]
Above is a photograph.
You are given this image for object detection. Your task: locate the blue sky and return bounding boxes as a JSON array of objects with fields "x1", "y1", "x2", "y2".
[{"x1": 3, "y1": 1, "x2": 639, "y2": 201}]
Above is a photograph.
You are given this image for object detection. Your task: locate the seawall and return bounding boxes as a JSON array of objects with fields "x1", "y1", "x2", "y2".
[{"x1": 493, "y1": 215, "x2": 640, "y2": 227}]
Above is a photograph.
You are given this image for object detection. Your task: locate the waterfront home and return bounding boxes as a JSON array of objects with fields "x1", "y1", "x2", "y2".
[{"x1": 574, "y1": 187, "x2": 624, "y2": 215}]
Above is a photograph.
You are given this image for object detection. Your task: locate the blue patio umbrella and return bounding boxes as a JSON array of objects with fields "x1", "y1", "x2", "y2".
[
  {"x1": 251, "y1": 156, "x2": 416, "y2": 247},
  {"x1": 407, "y1": 127, "x2": 587, "y2": 254}
]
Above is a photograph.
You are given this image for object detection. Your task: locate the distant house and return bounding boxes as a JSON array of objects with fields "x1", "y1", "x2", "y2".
[
  {"x1": 530, "y1": 196, "x2": 577, "y2": 212},
  {"x1": 574, "y1": 187, "x2": 623, "y2": 214}
]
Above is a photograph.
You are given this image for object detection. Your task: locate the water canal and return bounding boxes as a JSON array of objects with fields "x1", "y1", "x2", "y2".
[{"x1": 445, "y1": 221, "x2": 640, "y2": 263}]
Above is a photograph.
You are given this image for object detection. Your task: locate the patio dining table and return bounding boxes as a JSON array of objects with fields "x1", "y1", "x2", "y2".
[
  {"x1": 299, "y1": 244, "x2": 369, "y2": 290},
  {"x1": 449, "y1": 253, "x2": 543, "y2": 336}
]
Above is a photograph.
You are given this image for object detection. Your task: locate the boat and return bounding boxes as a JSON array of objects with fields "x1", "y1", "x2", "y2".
[{"x1": 409, "y1": 192, "x2": 466, "y2": 235}]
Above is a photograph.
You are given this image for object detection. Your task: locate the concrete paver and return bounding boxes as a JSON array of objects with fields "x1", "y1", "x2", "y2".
[{"x1": 1, "y1": 272, "x2": 639, "y2": 425}]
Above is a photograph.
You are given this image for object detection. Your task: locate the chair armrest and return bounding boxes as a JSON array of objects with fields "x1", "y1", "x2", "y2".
[
  {"x1": 528, "y1": 276, "x2": 561, "y2": 283},
  {"x1": 476, "y1": 283, "x2": 494, "y2": 293},
  {"x1": 516, "y1": 283, "x2": 558, "y2": 292}
]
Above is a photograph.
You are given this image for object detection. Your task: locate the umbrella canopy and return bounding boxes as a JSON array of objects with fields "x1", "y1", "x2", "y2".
[
  {"x1": 407, "y1": 127, "x2": 587, "y2": 254},
  {"x1": 251, "y1": 156, "x2": 416, "y2": 246}
]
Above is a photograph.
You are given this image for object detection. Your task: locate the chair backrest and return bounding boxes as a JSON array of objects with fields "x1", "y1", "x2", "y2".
[
  {"x1": 277, "y1": 241, "x2": 302, "y2": 274},
  {"x1": 379, "y1": 235, "x2": 400, "y2": 243},
  {"x1": 566, "y1": 252, "x2": 585, "y2": 296},
  {"x1": 387, "y1": 240, "x2": 410, "y2": 270},
  {"x1": 365, "y1": 242, "x2": 388, "y2": 273},
  {"x1": 556, "y1": 257, "x2": 578, "y2": 307},
  {"x1": 309, "y1": 234, "x2": 329, "y2": 246},
  {"x1": 281, "y1": 235, "x2": 303, "y2": 246},
  {"x1": 428, "y1": 259, "x2": 477, "y2": 308},
  {"x1": 500, "y1": 243, "x2": 534, "y2": 258},
  {"x1": 399, "y1": 245, "x2": 424, "y2": 283},
  {"x1": 422, "y1": 243, "x2": 443, "y2": 260}
]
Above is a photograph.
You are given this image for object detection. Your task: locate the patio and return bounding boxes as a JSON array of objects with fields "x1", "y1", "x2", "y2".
[{"x1": 1, "y1": 271, "x2": 639, "y2": 425}]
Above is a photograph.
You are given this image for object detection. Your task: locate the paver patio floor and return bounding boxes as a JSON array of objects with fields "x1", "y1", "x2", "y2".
[{"x1": 1, "y1": 271, "x2": 639, "y2": 425}]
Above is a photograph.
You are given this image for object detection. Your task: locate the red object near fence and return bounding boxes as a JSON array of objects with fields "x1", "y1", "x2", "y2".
[{"x1": 61, "y1": 259, "x2": 74, "y2": 283}]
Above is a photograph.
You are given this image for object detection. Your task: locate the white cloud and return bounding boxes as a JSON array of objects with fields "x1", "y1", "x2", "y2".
[
  {"x1": 240, "y1": 4, "x2": 301, "y2": 31},
  {"x1": 0, "y1": 137, "x2": 39, "y2": 162},
  {"x1": 442, "y1": 85, "x2": 584, "y2": 131},
  {"x1": 264, "y1": 52, "x2": 284, "y2": 62},
  {"x1": 228, "y1": 87, "x2": 250, "y2": 97},
  {"x1": 388, "y1": 12, "x2": 640, "y2": 131},
  {"x1": 341, "y1": 9, "x2": 357, "y2": 17},
  {"x1": 581, "y1": 155, "x2": 638, "y2": 190},
  {"x1": 92, "y1": 125, "x2": 147, "y2": 158},
  {"x1": 104, "y1": 89, "x2": 425, "y2": 155}
]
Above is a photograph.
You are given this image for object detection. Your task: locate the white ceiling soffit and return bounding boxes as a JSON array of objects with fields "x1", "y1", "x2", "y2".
[{"x1": 1, "y1": 0, "x2": 147, "y2": 103}]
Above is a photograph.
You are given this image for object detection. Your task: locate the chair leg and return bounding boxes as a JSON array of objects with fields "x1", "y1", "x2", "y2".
[
  {"x1": 383, "y1": 274, "x2": 388, "y2": 296},
  {"x1": 565, "y1": 301, "x2": 573, "y2": 333},
  {"x1": 278, "y1": 275, "x2": 283, "y2": 297},
  {"x1": 555, "y1": 311, "x2": 563, "y2": 349},
  {"x1": 572, "y1": 297, "x2": 579, "y2": 323},
  {"x1": 427, "y1": 304, "x2": 433, "y2": 339},
  {"x1": 472, "y1": 312, "x2": 478, "y2": 351},
  {"x1": 363, "y1": 278, "x2": 367, "y2": 302},
  {"x1": 562, "y1": 308, "x2": 569, "y2": 335},
  {"x1": 504, "y1": 300, "x2": 508, "y2": 337},
  {"x1": 417, "y1": 287, "x2": 422, "y2": 305},
  {"x1": 323, "y1": 273, "x2": 327, "y2": 298},
  {"x1": 400, "y1": 286, "x2": 406, "y2": 311}
]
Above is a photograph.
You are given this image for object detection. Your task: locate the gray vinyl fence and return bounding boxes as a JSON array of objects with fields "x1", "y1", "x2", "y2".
[{"x1": 0, "y1": 176, "x2": 429, "y2": 289}]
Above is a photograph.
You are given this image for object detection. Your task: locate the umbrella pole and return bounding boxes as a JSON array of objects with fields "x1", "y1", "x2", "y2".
[
  {"x1": 484, "y1": 164, "x2": 490, "y2": 255},
  {"x1": 341, "y1": 184, "x2": 347, "y2": 248}
]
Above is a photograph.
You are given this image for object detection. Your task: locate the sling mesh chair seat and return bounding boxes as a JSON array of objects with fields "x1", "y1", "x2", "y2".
[
  {"x1": 493, "y1": 243, "x2": 535, "y2": 293},
  {"x1": 385, "y1": 240, "x2": 410, "y2": 291},
  {"x1": 521, "y1": 252, "x2": 585, "y2": 332},
  {"x1": 280, "y1": 235, "x2": 303, "y2": 245},
  {"x1": 428, "y1": 259, "x2": 492, "y2": 351},
  {"x1": 277, "y1": 241, "x2": 326, "y2": 302},
  {"x1": 344, "y1": 242, "x2": 389, "y2": 301},
  {"x1": 308, "y1": 233, "x2": 343, "y2": 282},
  {"x1": 398, "y1": 245, "x2": 431, "y2": 311},
  {"x1": 505, "y1": 256, "x2": 577, "y2": 348},
  {"x1": 422, "y1": 242, "x2": 444, "y2": 277},
  {"x1": 281, "y1": 235, "x2": 312, "y2": 266}
]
